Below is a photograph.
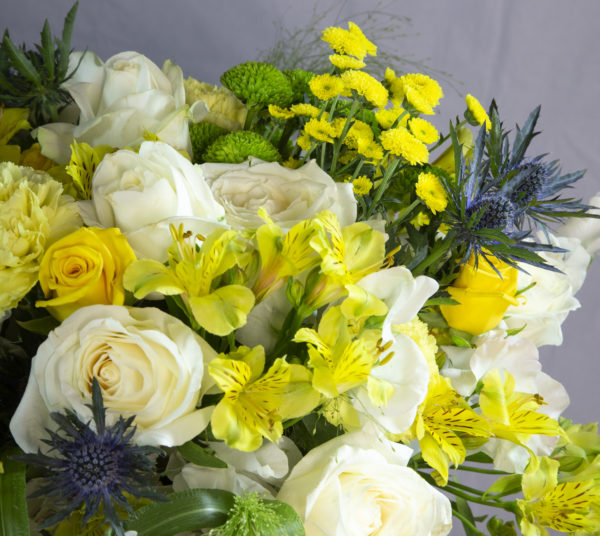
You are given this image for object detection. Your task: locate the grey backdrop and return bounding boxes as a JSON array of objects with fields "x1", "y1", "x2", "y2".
[{"x1": 2, "y1": 0, "x2": 599, "y2": 532}]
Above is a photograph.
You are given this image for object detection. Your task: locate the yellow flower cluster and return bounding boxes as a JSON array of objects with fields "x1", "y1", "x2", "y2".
[
  {"x1": 341, "y1": 70, "x2": 389, "y2": 108},
  {"x1": 380, "y1": 128, "x2": 429, "y2": 165},
  {"x1": 309, "y1": 73, "x2": 347, "y2": 101},
  {"x1": 415, "y1": 172, "x2": 447, "y2": 214},
  {"x1": 322, "y1": 21, "x2": 377, "y2": 60},
  {"x1": 386, "y1": 69, "x2": 444, "y2": 115}
]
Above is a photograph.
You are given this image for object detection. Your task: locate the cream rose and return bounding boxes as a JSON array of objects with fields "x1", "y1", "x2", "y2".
[
  {"x1": 79, "y1": 141, "x2": 226, "y2": 261},
  {"x1": 277, "y1": 426, "x2": 452, "y2": 536},
  {"x1": 36, "y1": 51, "x2": 191, "y2": 164},
  {"x1": 10, "y1": 305, "x2": 216, "y2": 450},
  {"x1": 503, "y1": 232, "x2": 590, "y2": 346},
  {"x1": 201, "y1": 158, "x2": 357, "y2": 230}
]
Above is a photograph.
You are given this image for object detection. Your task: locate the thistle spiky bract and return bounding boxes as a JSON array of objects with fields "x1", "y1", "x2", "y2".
[
  {"x1": 0, "y1": 2, "x2": 80, "y2": 127},
  {"x1": 16, "y1": 378, "x2": 164, "y2": 536}
]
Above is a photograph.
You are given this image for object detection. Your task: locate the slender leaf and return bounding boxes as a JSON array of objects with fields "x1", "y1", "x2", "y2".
[
  {"x1": 454, "y1": 496, "x2": 482, "y2": 536},
  {"x1": 39, "y1": 20, "x2": 55, "y2": 79},
  {"x1": 0, "y1": 451, "x2": 29, "y2": 536},
  {"x1": 1, "y1": 35, "x2": 40, "y2": 86},
  {"x1": 178, "y1": 441, "x2": 227, "y2": 469},
  {"x1": 17, "y1": 316, "x2": 59, "y2": 336},
  {"x1": 125, "y1": 489, "x2": 234, "y2": 536}
]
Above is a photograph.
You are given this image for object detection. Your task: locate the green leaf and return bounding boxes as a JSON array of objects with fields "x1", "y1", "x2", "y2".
[
  {"x1": 504, "y1": 325, "x2": 526, "y2": 337},
  {"x1": 57, "y1": 2, "x2": 79, "y2": 78},
  {"x1": 125, "y1": 489, "x2": 234, "y2": 536},
  {"x1": 464, "y1": 452, "x2": 494, "y2": 464},
  {"x1": 454, "y1": 496, "x2": 483, "y2": 536},
  {"x1": 0, "y1": 450, "x2": 29, "y2": 536},
  {"x1": 39, "y1": 20, "x2": 55, "y2": 79},
  {"x1": 2, "y1": 34, "x2": 41, "y2": 86},
  {"x1": 261, "y1": 499, "x2": 305, "y2": 536},
  {"x1": 484, "y1": 474, "x2": 522, "y2": 498},
  {"x1": 178, "y1": 441, "x2": 227, "y2": 469},
  {"x1": 424, "y1": 296, "x2": 459, "y2": 307},
  {"x1": 17, "y1": 315, "x2": 59, "y2": 335}
]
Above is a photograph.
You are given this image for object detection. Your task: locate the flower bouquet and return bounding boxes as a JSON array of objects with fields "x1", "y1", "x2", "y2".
[{"x1": 1, "y1": 4, "x2": 600, "y2": 535}]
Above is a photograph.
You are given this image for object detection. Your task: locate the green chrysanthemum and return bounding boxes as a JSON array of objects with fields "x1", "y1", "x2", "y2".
[
  {"x1": 203, "y1": 131, "x2": 281, "y2": 164},
  {"x1": 189, "y1": 121, "x2": 228, "y2": 163},
  {"x1": 221, "y1": 62, "x2": 294, "y2": 108},
  {"x1": 283, "y1": 68, "x2": 314, "y2": 103}
]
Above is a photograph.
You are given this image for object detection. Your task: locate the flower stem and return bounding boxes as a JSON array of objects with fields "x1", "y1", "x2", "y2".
[
  {"x1": 451, "y1": 508, "x2": 486, "y2": 536},
  {"x1": 366, "y1": 156, "x2": 400, "y2": 218}
]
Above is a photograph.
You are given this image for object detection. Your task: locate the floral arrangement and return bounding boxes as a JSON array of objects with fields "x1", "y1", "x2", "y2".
[{"x1": 1, "y1": 4, "x2": 600, "y2": 536}]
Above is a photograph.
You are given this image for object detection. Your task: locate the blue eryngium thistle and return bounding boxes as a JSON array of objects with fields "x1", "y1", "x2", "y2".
[{"x1": 17, "y1": 378, "x2": 164, "y2": 535}]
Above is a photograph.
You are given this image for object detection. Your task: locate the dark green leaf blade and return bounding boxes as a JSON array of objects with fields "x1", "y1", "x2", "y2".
[
  {"x1": 125, "y1": 489, "x2": 234, "y2": 536},
  {"x1": 0, "y1": 451, "x2": 29, "y2": 536}
]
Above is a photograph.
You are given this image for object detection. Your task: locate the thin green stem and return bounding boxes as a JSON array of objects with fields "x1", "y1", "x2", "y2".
[
  {"x1": 451, "y1": 509, "x2": 486, "y2": 536},
  {"x1": 453, "y1": 465, "x2": 510, "y2": 475},
  {"x1": 330, "y1": 99, "x2": 360, "y2": 175},
  {"x1": 366, "y1": 155, "x2": 400, "y2": 218}
]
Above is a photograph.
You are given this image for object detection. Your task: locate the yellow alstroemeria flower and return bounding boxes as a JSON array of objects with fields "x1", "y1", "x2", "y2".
[
  {"x1": 252, "y1": 212, "x2": 321, "y2": 301},
  {"x1": 407, "y1": 374, "x2": 491, "y2": 485},
  {"x1": 65, "y1": 141, "x2": 115, "y2": 200},
  {"x1": 304, "y1": 210, "x2": 388, "y2": 310},
  {"x1": 209, "y1": 345, "x2": 290, "y2": 452},
  {"x1": 479, "y1": 369, "x2": 566, "y2": 448},
  {"x1": 294, "y1": 306, "x2": 388, "y2": 428},
  {"x1": 123, "y1": 225, "x2": 254, "y2": 336},
  {"x1": 440, "y1": 253, "x2": 519, "y2": 335},
  {"x1": 518, "y1": 455, "x2": 600, "y2": 536}
]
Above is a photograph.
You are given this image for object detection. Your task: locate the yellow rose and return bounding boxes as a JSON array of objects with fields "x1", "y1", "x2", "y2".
[
  {"x1": 440, "y1": 254, "x2": 519, "y2": 335},
  {"x1": 36, "y1": 227, "x2": 136, "y2": 321}
]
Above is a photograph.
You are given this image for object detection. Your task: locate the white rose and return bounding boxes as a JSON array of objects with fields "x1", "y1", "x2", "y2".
[
  {"x1": 278, "y1": 426, "x2": 452, "y2": 536},
  {"x1": 173, "y1": 437, "x2": 301, "y2": 498},
  {"x1": 201, "y1": 158, "x2": 357, "y2": 230},
  {"x1": 10, "y1": 305, "x2": 216, "y2": 451},
  {"x1": 442, "y1": 330, "x2": 569, "y2": 472},
  {"x1": 558, "y1": 192, "x2": 600, "y2": 254},
  {"x1": 79, "y1": 141, "x2": 226, "y2": 260},
  {"x1": 503, "y1": 232, "x2": 590, "y2": 346},
  {"x1": 36, "y1": 51, "x2": 191, "y2": 164}
]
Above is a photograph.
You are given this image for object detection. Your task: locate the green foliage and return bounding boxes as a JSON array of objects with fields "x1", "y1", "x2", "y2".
[
  {"x1": 190, "y1": 121, "x2": 228, "y2": 163},
  {"x1": 203, "y1": 131, "x2": 281, "y2": 164},
  {"x1": 0, "y1": 450, "x2": 29, "y2": 536},
  {"x1": 0, "y1": 339, "x2": 30, "y2": 448},
  {"x1": 210, "y1": 493, "x2": 305, "y2": 536},
  {"x1": 178, "y1": 440, "x2": 227, "y2": 469},
  {"x1": 0, "y1": 2, "x2": 80, "y2": 127}
]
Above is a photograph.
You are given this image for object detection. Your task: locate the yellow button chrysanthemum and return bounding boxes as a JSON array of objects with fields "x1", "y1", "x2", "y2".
[
  {"x1": 380, "y1": 128, "x2": 429, "y2": 165},
  {"x1": 415, "y1": 172, "x2": 447, "y2": 214},
  {"x1": 341, "y1": 70, "x2": 389, "y2": 108},
  {"x1": 409, "y1": 117, "x2": 440, "y2": 144},
  {"x1": 309, "y1": 73, "x2": 346, "y2": 101},
  {"x1": 399, "y1": 73, "x2": 444, "y2": 115}
]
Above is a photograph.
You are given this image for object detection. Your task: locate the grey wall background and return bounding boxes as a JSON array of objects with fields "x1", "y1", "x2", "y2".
[{"x1": 2, "y1": 0, "x2": 599, "y2": 532}]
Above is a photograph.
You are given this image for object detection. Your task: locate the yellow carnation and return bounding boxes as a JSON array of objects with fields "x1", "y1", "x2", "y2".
[
  {"x1": 309, "y1": 73, "x2": 346, "y2": 101},
  {"x1": 380, "y1": 128, "x2": 429, "y2": 165},
  {"x1": 466, "y1": 94, "x2": 491, "y2": 131},
  {"x1": 185, "y1": 77, "x2": 247, "y2": 130},
  {"x1": 415, "y1": 172, "x2": 447, "y2": 214},
  {"x1": 341, "y1": 70, "x2": 389, "y2": 108},
  {"x1": 409, "y1": 117, "x2": 440, "y2": 144},
  {"x1": 0, "y1": 163, "x2": 81, "y2": 314}
]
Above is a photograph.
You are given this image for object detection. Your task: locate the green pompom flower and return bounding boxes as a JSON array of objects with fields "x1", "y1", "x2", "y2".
[
  {"x1": 283, "y1": 69, "x2": 315, "y2": 103},
  {"x1": 221, "y1": 62, "x2": 294, "y2": 108},
  {"x1": 203, "y1": 131, "x2": 281, "y2": 164},
  {"x1": 189, "y1": 121, "x2": 228, "y2": 163}
]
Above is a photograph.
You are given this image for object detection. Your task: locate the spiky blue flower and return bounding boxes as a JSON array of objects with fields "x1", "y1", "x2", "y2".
[{"x1": 17, "y1": 379, "x2": 164, "y2": 535}]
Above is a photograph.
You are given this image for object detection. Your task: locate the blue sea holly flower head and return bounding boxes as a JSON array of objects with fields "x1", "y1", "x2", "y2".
[{"x1": 16, "y1": 378, "x2": 165, "y2": 535}]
